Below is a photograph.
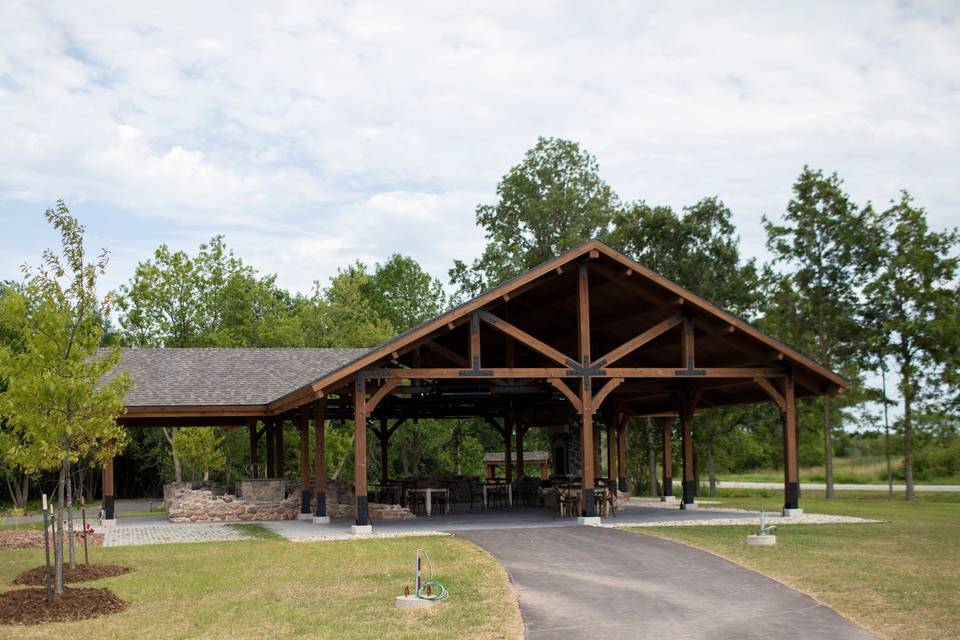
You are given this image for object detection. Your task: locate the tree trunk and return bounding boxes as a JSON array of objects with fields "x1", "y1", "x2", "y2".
[
  {"x1": 66, "y1": 460, "x2": 76, "y2": 570},
  {"x1": 646, "y1": 424, "x2": 657, "y2": 497},
  {"x1": 4, "y1": 471, "x2": 29, "y2": 507},
  {"x1": 399, "y1": 433, "x2": 409, "y2": 476},
  {"x1": 55, "y1": 462, "x2": 66, "y2": 598},
  {"x1": 903, "y1": 383, "x2": 915, "y2": 502},
  {"x1": 823, "y1": 395, "x2": 835, "y2": 498},
  {"x1": 162, "y1": 427, "x2": 183, "y2": 482}
]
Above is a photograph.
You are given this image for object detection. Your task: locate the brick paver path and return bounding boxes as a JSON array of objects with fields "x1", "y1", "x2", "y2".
[{"x1": 103, "y1": 523, "x2": 253, "y2": 547}]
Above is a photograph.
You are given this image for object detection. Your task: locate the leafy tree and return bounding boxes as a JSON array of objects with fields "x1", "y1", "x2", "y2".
[
  {"x1": 173, "y1": 428, "x2": 226, "y2": 482},
  {"x1": 763, "y1": 167, "x2": 869, "y2": 497},
  {"x1": 364, "y1": 254, "x2": 447, "y2": 332},
  {"x1": 299, "y1": 264, "x2": 395, "y2": 348},
  {"x1": 860, "y1": 192, "x2": 959, "y2": 499},
  {"x1": 0, "y1": 202, "x2": 130, "y2": 597},
  {"x1": 449, "y1": 137, "x2": 620, "y2": 300}
]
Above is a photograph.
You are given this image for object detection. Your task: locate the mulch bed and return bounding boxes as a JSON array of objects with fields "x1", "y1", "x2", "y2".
[
  {"x1": 0, "y1": 529, "x2": 103, "y2": 550},
  {"x1": 14, "y1": 564, "x2": 133, "y2": 585},
  {"x1": 0, "y1": 586, "x2": 126, "y2": 624}
]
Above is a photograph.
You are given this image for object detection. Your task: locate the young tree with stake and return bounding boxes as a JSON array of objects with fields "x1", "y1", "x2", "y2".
[{"x1": 0, "y1": 202, "x2": 130, "y2": 599}]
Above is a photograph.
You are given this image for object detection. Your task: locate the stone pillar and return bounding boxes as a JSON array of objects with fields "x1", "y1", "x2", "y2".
[{"x1": 660, "y1": 417, "x2": 673, "y2": 500}]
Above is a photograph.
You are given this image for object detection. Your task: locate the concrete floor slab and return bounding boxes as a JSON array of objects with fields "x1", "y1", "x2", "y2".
[{"x1": 458, "y1": 527, "x2": 876, "y2": 640}]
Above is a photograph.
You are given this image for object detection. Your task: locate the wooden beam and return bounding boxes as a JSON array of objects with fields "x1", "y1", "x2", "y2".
[
  {"x1": 360, "y1": 367, "x2": 576, "y2": 379},
  {"x1": 366, "y1": 378, "x2": 401, "y2": 414},
  {"x1": 470, "y1": 311, "x2": 482, "y2": 369},
  {"x1": 591, "y1": 377, "x2": 624, "y2": 412},
  {"x1": 680, "y1": 393, "x2": 695, "y2": 507},
  {"x1": 547, "y1": 378, "x2": 583, "y2": 413},
  {"x1": 477, "y1": 310, "x2": 577, "y2": 368},
  {"x1": 578, "y1": 262, "x2": 591, "y2": 367},
  {"x1": 604, "y1": 367, "x2": 787, "y2": 378},
  {"x1": 592, "y1": 314, "x2": 684, "y2": 368},
  {"x1": 755, "y1": 377, "x2": 786, "y2": 412},
  {"x1": 682, "y1": 315, "x2": 695, "y2": 370},
  {"x1": 422, "y1": 341, "x2": 469, "y2": 368},
  {"x1": 659, "y1": 416, "x2": 673, "y2": 498}
]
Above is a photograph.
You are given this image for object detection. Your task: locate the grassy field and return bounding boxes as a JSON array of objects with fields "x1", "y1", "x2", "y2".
[
  {"x1": 0, "y1": 535, "x2": 522, "y2": 639},
  {"x1": 718, "y1": 457, "x2": 960, "y2": 484},
  {"x1": 632, "y1": 490, "x2": 960, "y2": 640}
]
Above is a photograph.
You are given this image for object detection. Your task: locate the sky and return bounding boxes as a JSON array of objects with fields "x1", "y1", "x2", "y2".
[{"x1": 1, "y1": 1, "x2": 958, "y2": 304}]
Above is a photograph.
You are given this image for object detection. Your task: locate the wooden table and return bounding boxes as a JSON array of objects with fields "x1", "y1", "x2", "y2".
[{"x1": 415, "y1": 488, "x2": 448, "y2": 516}]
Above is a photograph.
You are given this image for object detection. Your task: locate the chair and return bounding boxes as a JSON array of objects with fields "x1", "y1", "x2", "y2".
[
  {"x1": 403, "y1": 480, "x2": 426, "y2": 516},
  {"x1": 595, "y1": 485, "x2": 616, "y2": 517},
  {"x1": 468, "y1": 478, "x2": 486, "y2": 511},
  {"x1": 558, "y1": 486, "x2": 580, "y2": 519}
]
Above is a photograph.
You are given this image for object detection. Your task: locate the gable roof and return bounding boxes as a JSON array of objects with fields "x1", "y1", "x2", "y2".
[
  {"x1": 269, "y1": 239, "x2": 847, "y2": 412},
  {"x1": 108, "y1": 348, "x2": 370, "y2": 408}
]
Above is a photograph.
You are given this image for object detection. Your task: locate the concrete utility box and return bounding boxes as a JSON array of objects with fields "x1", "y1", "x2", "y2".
[{"x1": 237, "y1": 479, "x2": 286, "y2": 502}]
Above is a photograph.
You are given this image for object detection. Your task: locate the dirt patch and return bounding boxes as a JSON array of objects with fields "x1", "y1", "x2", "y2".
[
  {"x1": 0, "y1": 529, "x2": 103, "y2": 550},
  {"x1": 14, "y1": 564, "x2": 133, "y2": 585},
  {"x1": 0, "y1": 586, "x2": 126, "y2": 624}
]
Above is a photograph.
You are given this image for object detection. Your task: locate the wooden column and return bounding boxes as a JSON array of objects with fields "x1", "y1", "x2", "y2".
[
  {"x1": 275, "y1": 419, "x2": 285, "y2": 479},
  {"x1": 504, "y1": 414, "x2": 513, "y2": 485},
  {"x1": 680, "y1": 397, "x2": 696, "y2": 508},
  {"x1": 314, "y1": 400, "x2": 327, "y2": 519},
  {"x1": 353, "y1": 376, "x2": 369, "y2": 527},
  {"x1": 540, "y1": 461, "x2": 548, "y2": 480},
  {"x1": 617, "y1": 415, "x2": 628, "y2": 493},
  {"x1": 783, "y1": 373, "x2": 800, "y2": 512},
  {"x1": 298, "y1": 410, "x2": 311, "y2": 516},
  {"x1": 249, "y1": 420, "x2": 259, "y2": 479},
  {"x1": 379, "y1": 417, "x2": 390, "y2": 486},
  {"x1": 578, "y1": 261, "x2": 596, "y2": 517},
  {"x1": 265, "y1": 419, "x2": 276, "y2": 478},
  {"x1": 515, "y1": 422, "x2": 525, "y2": 479},
  {"x1": 659, "y1": 417, "x2": 673, "y2": 499},
  {"x1": 102, "y1": 454, "x2": 115, "y2": 520}
]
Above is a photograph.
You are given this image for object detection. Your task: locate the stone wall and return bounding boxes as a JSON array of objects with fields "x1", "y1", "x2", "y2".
[{"x1": 163, "y1": 479, "x2": 414, "y2": 522}]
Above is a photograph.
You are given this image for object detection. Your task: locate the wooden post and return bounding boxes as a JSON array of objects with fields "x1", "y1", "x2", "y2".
[
  {"x1": 515, "y1": 422, "x2": 525, "y2": 479},
  {"x1": 680, "y1": 396, "x2": 696, "y2": 509},
  {"x1": 660, "y1": 417, "x2": 673, "y2": 499},
  {"x1": 504, "y1": 414, "x2": 513, "y2": 485},
  {"x1": 265, "y1": 419, "x2": 276, "y2": 478},
  {"x1": 783, "y1": 372, "x2": 800, "y2": 512},
  {"x1": 314, "y1": 400, "x2": 327, "y2": 519},
  {"x1": 102, "y1": 455, "x2": 115, "y2": 520},
  {"x1": 540, "y1": 461, "x2": 548, "y2": 480},
  {"x1": 487, "y1": 463, "x2": 495, "y2": 480},
  {"x1": 578, "y1": 262, "x2": 596, "y2": 517},
  {"x1": 618, "y1": 415, "x2": 628, "y2": 493},
  {"x1": 248, "y1": 420, "x2": 258, "y2": 479},
  {"x1": 379, "y1": 417, "x2": 390, "y2": 486},
  {"x1": 275, "y1": 418, "x2": 285, "y2": 479},
  {"x1": 353, "y1": 376, "x2": 369, "y2": 527},
  {"x1": 298, "y1": 410, "x2": 311, "y2": 516}
]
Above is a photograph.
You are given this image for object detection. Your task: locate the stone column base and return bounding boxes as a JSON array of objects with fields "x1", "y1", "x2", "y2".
[
  {"x1": 297, "y1": 513, "x2": 313, "y2": 521},
  {"x1": 313, "y1": 516, "x2": 331, "y2": 525},
  {"x1": 680, "y1": 502, "x2": 698, "y2": 510},
  {"x1": 351, "y1": 524, "x2": 373, "y2": 535},
  {"x1": 577, "y1": 516, "x2": 602, "y2": 526},
  {"x1": 101, "y1": 518, "x2": 117, "y2": 528},
  {"x1": 782, "y1": 508, "x2": 804, "y2": 517}
]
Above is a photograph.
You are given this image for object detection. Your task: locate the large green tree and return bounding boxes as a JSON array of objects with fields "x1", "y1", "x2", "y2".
[
  {"x1": 763, "y1": 167, "x2": 869, "y2": 498},
  {"x1": 363, "y1": 254, "x2": 447, "y2": 333},
  {"x1": 860, "y1": 192, "x2": 959, "y2": 500},
  {"x1": 0, "y1": 203, "x2": 130, "y2": 597},
  {"x1": 449, "y1": 137, "x2": 621, "y2": 300}
]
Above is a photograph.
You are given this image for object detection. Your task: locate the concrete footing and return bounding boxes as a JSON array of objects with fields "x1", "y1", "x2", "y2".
[
  {"x1": 395, "y1": 595, "x2": 438, "y2": 610},
  {"x1": 680, "y1": 502, "x2": 698, "y2": 510},
  {"x1": 577, "y1": 516, "x2": 602, "y2": 526},
  {"x1": 100, "y1": 518, "x2": 117, "y2": 528},
  {"x1": 297, "y1": 513, "x2": 313, "y2": 521},
  {"x1": 782, "y1": 508, "x2": 804, "y2": 517},
  {"x1": 660, "y1": 495, "x2": 678, "y2": 503},
  {"x1": 747, "y1": 534, "x2": 777, "y2": 546},
  {"x1": 351, "y1": 524, "x2": 373, "y2": 536},
  {"x1": 313, "y1": 516, "x2": 331, "y2": 525}
]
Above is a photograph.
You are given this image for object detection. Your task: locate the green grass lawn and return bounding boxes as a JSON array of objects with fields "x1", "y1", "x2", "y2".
[
  {"x1": 0, "y1": 535, "x2": 522, "y2": 639},
  {"x1": 718, "y1": 457, "x2": 960, "y2": 485},
  {"x1": 630, "y1": 491, "x2": 960, "y2": 640}
]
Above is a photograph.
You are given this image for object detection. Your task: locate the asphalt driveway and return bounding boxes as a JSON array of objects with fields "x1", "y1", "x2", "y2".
[{"x1": 458, "y1": 527, "x2": 876, "y2": 640}]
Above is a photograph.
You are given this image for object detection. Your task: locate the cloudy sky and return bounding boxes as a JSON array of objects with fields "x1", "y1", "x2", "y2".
[{"x1": 1, "y1": 1, "x2": 958, "y2": 298}]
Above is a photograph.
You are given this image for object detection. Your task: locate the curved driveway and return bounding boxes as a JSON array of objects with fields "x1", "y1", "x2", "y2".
[{"x1": 458, "y1": 527, "x2": 876, "y2": 640}]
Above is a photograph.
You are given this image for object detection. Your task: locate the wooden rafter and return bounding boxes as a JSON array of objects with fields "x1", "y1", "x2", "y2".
[
  {"x1": 366, "y1": 378, "x2": 401, "y2": 413},
  {"x1": 547, "y1": 378, "x2": 582, "y2": 413},
  {"x1": 591, "y1": 377, "x2": 624, "y2": 412},
  {"x1": 592, "y1": 314, "x2": 684, "y2": 367},
  {"x1": 477, "y1": 310, "x2": 577, "y2": 368},
  {"x1": 754, "y1": 377, "x2": 786, "y2": 412}
]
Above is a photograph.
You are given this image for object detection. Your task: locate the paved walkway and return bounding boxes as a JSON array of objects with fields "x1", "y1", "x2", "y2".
[
  {"x1": 717, "y1": 481, "x2": 960, "y2": 492},
  {"x1": 102, "y1": 522, "x2": 254, "y2": 547},
  {"x1": 458, "y1": 527, "x2": 876, "y2": 640}
]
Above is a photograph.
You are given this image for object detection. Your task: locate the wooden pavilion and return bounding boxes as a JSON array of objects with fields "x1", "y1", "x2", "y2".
[{"x1": 107, "y1": 240, "x2": 847, "y2": 529}]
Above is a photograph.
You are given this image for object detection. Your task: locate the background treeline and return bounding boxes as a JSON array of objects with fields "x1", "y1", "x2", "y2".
[{"x1": 2, "y1": 136, "x2": 958, "y2": 507}]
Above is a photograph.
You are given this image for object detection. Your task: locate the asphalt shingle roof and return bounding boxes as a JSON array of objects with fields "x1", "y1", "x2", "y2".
[{"x1": 106, "y1": 348, "x2": 371, "y2": 407}]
